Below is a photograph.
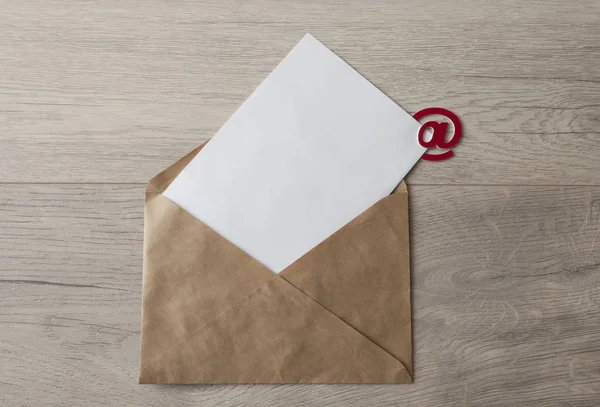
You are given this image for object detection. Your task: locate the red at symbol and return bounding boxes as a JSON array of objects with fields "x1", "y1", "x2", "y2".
[{"x1": 413, "y1": 107, "x2": 462, "y2": 161}]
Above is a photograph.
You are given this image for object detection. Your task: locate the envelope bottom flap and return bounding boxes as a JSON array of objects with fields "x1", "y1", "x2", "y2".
[{"x1": 139, "y1": 277, "x2": 411, "y2": 384}]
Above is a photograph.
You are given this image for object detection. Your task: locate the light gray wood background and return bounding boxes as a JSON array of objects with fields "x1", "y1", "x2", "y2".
[{"x1": 1, "y1": 1, "x2": 599, "y2": 406}]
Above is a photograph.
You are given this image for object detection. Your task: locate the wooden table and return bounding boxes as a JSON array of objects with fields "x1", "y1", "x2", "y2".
[{"x1": 1, "y1": 1, "x2": 599, "y2": 406}]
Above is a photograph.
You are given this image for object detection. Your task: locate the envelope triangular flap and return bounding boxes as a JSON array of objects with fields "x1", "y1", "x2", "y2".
[
  {"x1": 140, "y1": 193, "x2": 275, "y2": 370},
  {"x1": 280, "y1": 181, "x2": 412, "y2": 376},
  {"x1": 140, "y1": 145, "x2": 412, "y2": 384}
]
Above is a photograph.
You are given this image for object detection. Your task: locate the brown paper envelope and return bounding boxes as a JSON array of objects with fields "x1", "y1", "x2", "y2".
[{"x1": 139, "y1": 144, "x2": 413, "y2": 384}]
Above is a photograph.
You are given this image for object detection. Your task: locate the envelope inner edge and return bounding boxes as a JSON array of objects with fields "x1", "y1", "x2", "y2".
[
  {"x1": 146, "y1": 143, "x2": 406, "y2": 276},
  {"x1": 148, "y1": 190, "x2": 405, "y2": 277}
]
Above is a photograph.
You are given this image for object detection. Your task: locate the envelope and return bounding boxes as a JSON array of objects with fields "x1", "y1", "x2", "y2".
[{"x1": 138, "y1": 143, "x2": 413, "y2": 384}]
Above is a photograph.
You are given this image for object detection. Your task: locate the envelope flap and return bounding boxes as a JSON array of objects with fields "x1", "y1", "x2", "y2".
[
  {"x1": 140, "y1": 276, "x2": 410, "y2": 384},
  {"x1": 140, "y1": 193, "x2": 275, "y2": 370},
  {"x1": 280, "y1": 184, "x2": 412, "y2": 376}
]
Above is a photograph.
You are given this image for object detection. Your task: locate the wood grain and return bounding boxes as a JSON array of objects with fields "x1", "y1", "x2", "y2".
[
  {"x1": 1, "y1": 0, "x2": 599, "y2": 184},
  {"x1": 2, "y1": 0, "x2": 600, "y2": 405},
  {"x1": 1, "y1": 185, "x2": 599, "y2": 406}
]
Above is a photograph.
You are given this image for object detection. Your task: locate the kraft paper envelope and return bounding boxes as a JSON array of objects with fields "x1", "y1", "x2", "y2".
[{"x1": 139, "y1": 144, "x2": 413, "y2": 384}]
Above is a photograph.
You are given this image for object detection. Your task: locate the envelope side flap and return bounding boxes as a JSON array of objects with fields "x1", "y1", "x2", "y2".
[
  {"x1": 140, "y1": 194, "x2": 275, "y2": 370},
  {"x1": 139, "y1": 277, "x2": 411, "y2": 384},
  {"x1": 393, "y1": 179, "x2": 408, "y2": 194},
  {"x1": 280, "y1": 188, "x2": 412, "y2": 375}
]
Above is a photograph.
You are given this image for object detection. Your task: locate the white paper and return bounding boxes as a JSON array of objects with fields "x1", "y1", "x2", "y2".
[{"x1": 164, "y1": 34, "x2": 426, "y2": 273}]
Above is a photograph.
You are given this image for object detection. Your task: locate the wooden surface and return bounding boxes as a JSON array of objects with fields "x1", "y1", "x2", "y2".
[{"x1": 1, "y1": 1, "x2": 599, "y2": 406}]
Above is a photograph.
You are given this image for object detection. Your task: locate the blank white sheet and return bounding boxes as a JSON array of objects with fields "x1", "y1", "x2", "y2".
[{"x1": 163, "y1": 33, "x2": 426, "y2": 273}]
